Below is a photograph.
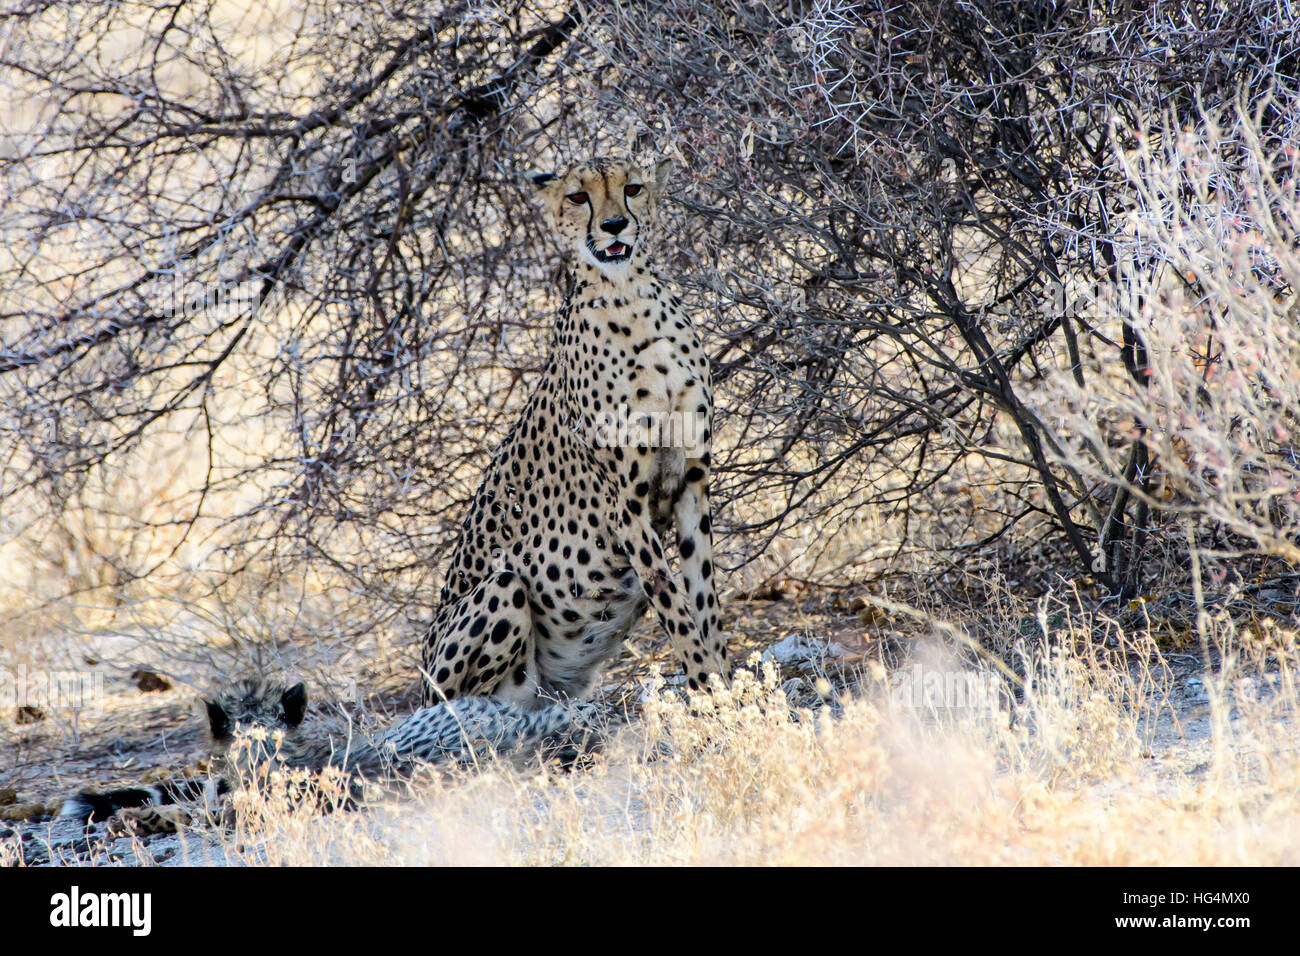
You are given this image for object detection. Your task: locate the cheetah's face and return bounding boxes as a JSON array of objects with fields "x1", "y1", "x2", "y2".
[
  {"x1": 203, "y1": 678, "x2": 307, "y2": 745},
  {"x1": 202, "y1": 679, "x2": 308, "y2": 776},
  {"x1": 531, "y1": 158, "x2": 671, "y2": 276}
]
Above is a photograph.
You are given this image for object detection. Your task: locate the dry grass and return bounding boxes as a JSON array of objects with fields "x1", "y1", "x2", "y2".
[
  {"x1": 2, "y1": 541, "x2": 1298, "y2": 865},
  {"x1": 145, "y1": 606, "x2": 1295, "y2": 868}
]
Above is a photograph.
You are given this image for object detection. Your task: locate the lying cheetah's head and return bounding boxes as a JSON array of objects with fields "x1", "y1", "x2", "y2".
[
  {"x1": 202, "y1": 678, "x2": 308, "y2": 772},
  {"x1": 531, "y1": 157, "x2": 672, "y2": 276}
]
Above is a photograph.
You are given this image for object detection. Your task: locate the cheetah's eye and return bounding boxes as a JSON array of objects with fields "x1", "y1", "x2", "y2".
[
  {"x1": 624, "y1": 184, "x2": 643, "y2": 198},
  {"x1": 566, "y1": 191, "x2": 588, "y2": 205}
]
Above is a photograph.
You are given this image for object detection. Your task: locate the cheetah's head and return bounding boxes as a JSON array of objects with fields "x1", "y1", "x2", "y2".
[
  {"x1": 530, "y1": 157, "x2": 672, "y2": 277},
  {"x1": 203, "y1": 678, "x2": 308, "y2": 755},
  {"x1": 200, "y1": 678, "x2": 309, "y2": 778}
]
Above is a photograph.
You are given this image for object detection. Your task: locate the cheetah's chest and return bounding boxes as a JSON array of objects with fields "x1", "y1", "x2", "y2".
[
  {"x1": 534, "y1": 565, "x2": 646, "y2": 698},
  {"x1": 628, "y1": 335, "x2": 691, "y2": 405}
]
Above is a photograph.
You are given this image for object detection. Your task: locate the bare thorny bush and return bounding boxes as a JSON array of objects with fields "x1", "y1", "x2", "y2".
[
  {"x1": 594, "y1": 0, "x2": 1299, "y2": 602},
  {"x1": 0, "y1": 0, "x2": 1297, "y2": 672}
]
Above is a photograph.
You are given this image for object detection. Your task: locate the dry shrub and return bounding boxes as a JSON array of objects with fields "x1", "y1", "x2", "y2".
[{"x1": 3, "y1": 0, "x2": 1295, "y2": 619}]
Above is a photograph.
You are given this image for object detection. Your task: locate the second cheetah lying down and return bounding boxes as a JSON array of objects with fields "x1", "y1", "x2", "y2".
[{"x1": 61, "y1": 677, "x2": 609, "y2": 834}]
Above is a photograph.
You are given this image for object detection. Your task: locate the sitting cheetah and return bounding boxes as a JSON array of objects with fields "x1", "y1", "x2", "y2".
[
  {"x1": 62, "y1": 677, "x2": 604, "y2": 834},
  {"x1": 422, "y1": 156, "x2": 728, "y2": 715},
  {"x1": 62, "y1": 156, "x2": 727, "y2": 833}
]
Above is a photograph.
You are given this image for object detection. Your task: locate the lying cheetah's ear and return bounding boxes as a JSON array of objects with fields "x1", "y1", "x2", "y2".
[
  {"x1": 281, "y1": 682, "x2": 308, "y2": 727},
  {"x1": 204, "y1": 699, "x2": 232, "y2": 742},
  {"x1": 653, "y1": 159, "x2": 672, "y2": 191}
]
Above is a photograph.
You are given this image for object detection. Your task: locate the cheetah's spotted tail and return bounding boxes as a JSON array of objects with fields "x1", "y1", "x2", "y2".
[{"x1": 338, "y1": 695, "x2": 609, "y2": 777}]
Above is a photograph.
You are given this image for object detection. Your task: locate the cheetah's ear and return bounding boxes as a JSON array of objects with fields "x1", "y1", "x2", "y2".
[
  {"x1": 281, "y1": 682, "x2": 308, "y2": 727},
  {"x1": 653, "y1": 159, "x2": 672, "y2": 191},
  {"x1": 204, "y1": 699, "x2": 232, "y2": 742}
]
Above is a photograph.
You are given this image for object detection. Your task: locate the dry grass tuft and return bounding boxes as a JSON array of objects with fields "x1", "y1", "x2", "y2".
[{"x1": 201, "y1": 610, "x2": 1300, "y2": 867}]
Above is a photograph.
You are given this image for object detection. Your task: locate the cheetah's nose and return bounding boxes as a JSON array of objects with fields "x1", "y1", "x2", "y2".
[{"x1": 601, "y1": 216, "x2": 628, "y2": 235}]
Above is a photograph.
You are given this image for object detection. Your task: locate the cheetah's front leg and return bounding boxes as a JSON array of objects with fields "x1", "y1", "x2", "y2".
[
  {"x1": 613, "y1": 487, "x2": 727, "y2": 692},
  {"x1": 672, "y1": 379, "x2": 725, "y2": 670},
  {"x1": 673, "y1": 459, "x2": 725, "y2": 669}
]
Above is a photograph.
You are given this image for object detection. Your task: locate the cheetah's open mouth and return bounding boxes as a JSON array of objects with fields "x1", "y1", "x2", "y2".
[{"x1": 591, "y1": 240, "x2": 632, "y2": 263}]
